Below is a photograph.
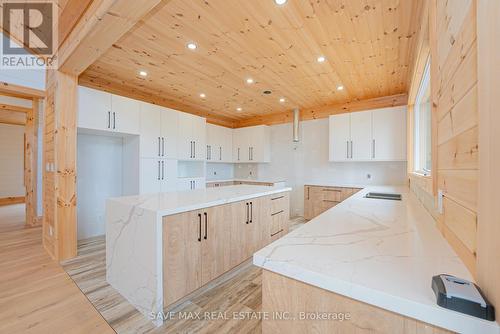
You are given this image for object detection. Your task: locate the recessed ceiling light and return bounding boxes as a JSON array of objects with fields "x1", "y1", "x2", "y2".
[
  {"x1": 279, "y1": 97, "x2": 286, "y2": 103},
  {"x1": 187, "y1": 42, "x2": 197, "y2": 50},
  {"x1": 317, "y1": 56, "x2": 326, "y2": 63},
  {"x1": 236, "y1": 107, "x2": 242, "y2": 112},
  {"x1": 275, "y1": 0, "x2": 287, "y2": 5},
  {"x1": 199, "y1": 93, "x2": 206, "y2": 98},
  {"x1": 139, "y1": 70, "x2": 148, "y2": 77},
  {"x1": 246, "y1": 78, "x2": 254, "y2": 84},
  {"x1": 337, "y1": 85, "x2": 344, "y2": 91}
]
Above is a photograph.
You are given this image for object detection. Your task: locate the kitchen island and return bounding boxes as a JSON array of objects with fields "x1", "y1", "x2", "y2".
[
  {"x1": 254, "y1": 186, "x2": 500, "y2": 334},
  {"x1": 106, "y1": 185, "x2": 291, "y2": 325}
]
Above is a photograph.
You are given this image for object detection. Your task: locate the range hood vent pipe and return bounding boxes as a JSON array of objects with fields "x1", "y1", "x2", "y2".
[{"x1": 293, "y1": 108, "x2": 300, "y2": 142}]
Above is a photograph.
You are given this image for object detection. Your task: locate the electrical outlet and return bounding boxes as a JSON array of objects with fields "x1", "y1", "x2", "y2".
[
  {"x1": 366, "y1": 173, "x2": 372, "y2": 179},
  {"x1": 438, "y1": 190, "x2": 444, "y2": 214}
]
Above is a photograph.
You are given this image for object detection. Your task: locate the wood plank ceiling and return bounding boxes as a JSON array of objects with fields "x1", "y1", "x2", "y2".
[{"x1": 79, "y1": 0, "x2": 421, "y2": 126}]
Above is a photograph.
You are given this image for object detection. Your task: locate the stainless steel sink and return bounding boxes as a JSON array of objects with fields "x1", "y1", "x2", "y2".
[{"x1": 364, "y1": 192, "x2": 402, "y2": 201}]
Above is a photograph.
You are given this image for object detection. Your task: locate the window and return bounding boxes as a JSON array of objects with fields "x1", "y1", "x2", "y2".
[{"x1": 414, "y1": 57, "x2": 432, "y2": 175}]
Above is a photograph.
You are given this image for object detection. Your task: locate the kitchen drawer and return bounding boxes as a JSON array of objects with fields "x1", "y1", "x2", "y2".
[
  {"x1": 321, "y1": 187, "x2": 343, "y2": 202},
  {"x1": 270, "y1": 192, "x2": 289, "y2": 214},
  {"x1": 270, "y1": 210, "x2": 287, "y2": 241}
]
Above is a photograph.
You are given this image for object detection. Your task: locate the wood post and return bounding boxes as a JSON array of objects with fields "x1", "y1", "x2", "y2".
[
  {"x1": 42, "y1": 70, "x2": 78, "y2": 260},
  {"x1": 24, "y1": 99, "x2": 39, "y2": 227}
]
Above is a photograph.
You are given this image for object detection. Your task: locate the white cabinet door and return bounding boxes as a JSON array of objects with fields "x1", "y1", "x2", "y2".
[
  {"x1": 112, "y1": 94, "x2": 140, "y2": 135},
  {"x1": 249, "y1": 126, "x2": 270, "y2": 163},
  {"x1": 372, "y1": 107, "x2": 406, "y2": 161},
  {"x1": 206, "y1": 124, "x2": 217, "y2": 162},
  {"x1": 140, "y1": 158, "x2": 161, "y2": 194},
  {"x1": 78, "y1": 86, "x2": 112, "y2": 131},
  {"x1": 161, "y1": 108, "x2": 178, "y2": 159},
  {"x1": 193, "y1": 177, "x2": 206, "y2": 189},
  {"x1": 350, "y1": 111, "x2": 373, "y2": 161},
  {"x1": 329, "y1": 114, "x2": 351, "y2": 161},
  {"x1": 192, "y1": 116, "x2": 206, "y2": 161},
  {"x1": 160, "y1": 159, "x2": 178, "y2": 192},
  {"x1": 221, "y1": 127, "x2": 233, "y2": 162},
  {"x1": 233, "y1": 127, "x2": 249, "y2": 163},
  {"x1": 177, "y1": 113, "x2": 193, "y2": 160},
  {"x1": 140, "y1": 103, "x2": 162, "y2": 158}
]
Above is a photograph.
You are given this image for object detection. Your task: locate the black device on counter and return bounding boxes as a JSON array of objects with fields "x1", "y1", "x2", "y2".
[{"x1": 432, "y1": 274, "x2": 495, "y2": 321}]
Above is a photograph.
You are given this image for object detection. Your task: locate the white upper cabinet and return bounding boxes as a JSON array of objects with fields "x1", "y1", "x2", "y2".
[
  {"x1": 329, "y1": 113, "x2": 350, "y2": 162},
  {"x1": 77, "y1": 86, "x2": 139, "y2": 135},
  {"x1": 372, "y1": 106, "x2": 406, "y2": 161},
  {"x1": 177, "y1": 112, "x2": 206, "y2": 161},
  {"x1": 207, "y1": 123, "x2": 233, "y2": 163},
  {"x1": 111, "y1": 95, "x2": 140, "y2": 135},
  {"x1": 78, "y1": 86, "x2": 112, "y2": 132},
  {"x1": 232, "y1": 125, "x2": 270, "y2": 163},
  {"x1": 329, "y1": 106, "x2": 407, "y2": 162},
  {"x1": 139, "y1": 103, "x2": 178, "y2": 159},
  {"x1": 350, "y1": 111, "x2": 373, "y2": 161}
]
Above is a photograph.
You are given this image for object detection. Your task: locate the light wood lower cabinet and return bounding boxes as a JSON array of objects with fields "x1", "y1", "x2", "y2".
[
  {"x1": 163, "y1": 192, "x2": 290, "y2": 308},
  {"x1": 304, "y1": 185, "x2": 361, "y2": 220}
]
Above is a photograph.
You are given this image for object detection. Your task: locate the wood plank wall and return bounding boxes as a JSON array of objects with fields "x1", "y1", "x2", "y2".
[
  {"x1": 432, "y1": 0, "x2": 478, "y2": 275},
  {"x1": 409, "y1": 0, "x2": 478, "y2": 276}
]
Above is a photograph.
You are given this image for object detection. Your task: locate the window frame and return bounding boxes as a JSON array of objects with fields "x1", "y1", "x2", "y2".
[{"x1": 413, "y1": 57, "x2": 432, "y2": 176}]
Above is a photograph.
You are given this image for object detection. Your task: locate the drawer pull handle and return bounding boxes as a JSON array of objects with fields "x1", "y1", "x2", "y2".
[
  {"x1": 271, "y1": 229, "x2": 284, "y2": 237},
  {"x1": 322, "y1": 189, "x2": 342, "y2": 192},
  {"x1": 271, "y1": 196, "x2": 284, "y2": 201},
  {"x1": 323, "y1": 200, "x2": 340, "y2": 203},
  {"x1": 271, "y1": 210, "x2": 284, "y2": 216}
]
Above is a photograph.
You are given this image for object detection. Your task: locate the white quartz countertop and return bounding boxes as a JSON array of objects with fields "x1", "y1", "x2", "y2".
[
  {"x1": 253, "y1": 186, "x2": 500, "y2": 334},
  {"x1": 107, "y1": 185, "x2": 291, "y2": 217},
  {"x1": 206, "y1": 178, "x2": 286, "y2": 184}
]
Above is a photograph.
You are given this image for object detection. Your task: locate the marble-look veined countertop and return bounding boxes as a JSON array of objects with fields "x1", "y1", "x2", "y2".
[
  {"x1": 107, "y1": 185, "x2": 291, "y2": 217},
  {"x1": 253, "y1": 185, "x2": 500, "y2": 334},
  {"x1": 206, "y1": 178, "x2": 286, "y2": 184}
]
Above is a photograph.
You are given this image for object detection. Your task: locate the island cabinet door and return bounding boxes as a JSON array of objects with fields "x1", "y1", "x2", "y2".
[
  {"x1": 229, "y1": 200, "x2": 253, "y2": 267},
  {"x1": 163, "y1": 210, "x2": 202, "y2": 307},
  {"x1": 252, "y1": 196, "x2": 272, "y2": 250},
  {"x1": 201, "y1": 204, "x2": 232, "y2": 285}
]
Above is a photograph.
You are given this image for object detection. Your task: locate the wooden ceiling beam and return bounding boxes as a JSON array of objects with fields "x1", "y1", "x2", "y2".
[
  {"x1": 58, "y1": 0, "x2": 170, "y2": 76},
  {"x1": 234, "y1": 94, "x2": 409, "y2": 128},
  {"x1": 0, "y1": 82, "x2": 45, "y2": 99},
  {"x1": 0, "y1": 103, "x2": 32, "y2": 113}
]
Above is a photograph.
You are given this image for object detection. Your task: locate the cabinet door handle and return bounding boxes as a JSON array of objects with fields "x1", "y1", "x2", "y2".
[
  {"x1": 238, "y1": 148, "x2": 240, "y2": 161},
  {"x1": 346, "y1": 141, "x2": 349, "y2": 159},
  {"x1": 250, "y1": 202, "x2": 253, "y2": 223},
  {"x1": 219, "y1": 146, "x2": 222, "y2": 161},
  {"x1": 246, "y1": 203, "x2": 249, "y2": 224},
  {"x1": 113, "y1": 112, "x2": 116, "y2": 129},
  {"x1": 350, "y1": 141, "x2": 353, "y2": 159},
  {"x1": 248, "y1": 148, "x2": 251, "y2": 161},
  {"x1": 157, "y1": 161, "x2": 160, "y2": 180},
  {"x1": 161, "y1": 161, "x2": 165, "y2": 180},
  {"x1": 204, "y1": 212, "x2": 208, "y2": 240},
  {"x1": 198, "y1": 213, "x2": 202, "y2": 242},
  {"x1": 372, "y1": 139, "x2": 375, "y2": 159},
  {"x1": 193, "y1": 141, "x2": 196, "y2": 158},
  {"x1": 307, "y1": 187, "x2": 310, "y2": 200},
  {"x1": 107, "y1": 111, "x2": 111, "y2": 129},
  {"x1": 158, "y1": 137, "x2": 161, "y2": 157},
  {"x1": 162, "y1": 137, "x2": 165, "y2": 157}
]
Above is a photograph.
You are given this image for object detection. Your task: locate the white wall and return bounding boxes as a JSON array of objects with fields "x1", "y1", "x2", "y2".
[
  {"x1": 77, "y1": 133, "x2": 124, "y2": 240},
  {"x1": 206, "y1": 163, "x2": 234, "y2": 180},
  {"x1": 234, "y1": 118, "x2": 408, "y2": 217},
  {"x1": 0, "y1": 124, "x2": 25, "y2": 198}
]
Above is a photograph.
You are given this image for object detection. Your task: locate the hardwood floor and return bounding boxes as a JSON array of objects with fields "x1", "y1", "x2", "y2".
[
  {"x1": 0, "y1": 204, "x2": 114, "y2": 334},
  {"x1": 61, "y1": 217, "x2": 306, "y2": 334}
]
